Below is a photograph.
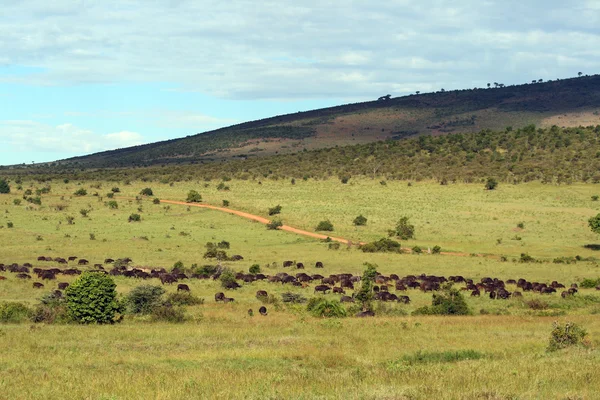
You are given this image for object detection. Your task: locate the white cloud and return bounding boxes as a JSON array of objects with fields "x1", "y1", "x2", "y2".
[
  {"x1": 0, "y1": 1, "x2": 599, "y2": 100},
  {"x1": 0, "y1": 120, "x2": 144, "y2": 154}
]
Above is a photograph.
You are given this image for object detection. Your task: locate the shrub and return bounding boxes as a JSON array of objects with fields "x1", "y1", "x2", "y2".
[
  {"x1": 589, "y1": 214, "x2": 600, "y2": 235},
  {"x1": 73, "y1": 188, "x2": 87, "y2": 196},
  {"x1": 79, "y1": 209, "x2": 90, "y2": 217},
  {"x1": 217, "y1": 241, "x2": 230, "y2": 249},
  {"x1": 172, "y1": 261, "x2": 184, "y2": 271},
  {"x1": 89, "y1": 233, "x2": 96, "y2": 241},
  {"x1": 412, "y1": 246, "x2": 422, "y2": 254},
  {"x1": 65, "y1": 272, "x2": 121, "y2": 324},
  {"x1": 360, "y1": 238, "x2": 401, "y2": 253},
  {"x1": 391, "y1": 216, "x2": 415, "y2": 240},
  {"x1": 413, "y1": 286, "x2": 470, "y2": 316},
  {"x1": 353, "y1": 214, "x2": 367, "y2": 226},
  {"x1": 485, "y1": 177, "x2": 498, "y2": 190},
  {"x1": 0, "y1": 302, "x2": 32, "y2": 323},
  {"x1": 307, "y1": 298, "x2": 347, "y2": 318},
  {"x1": 140, "y1": 188, "x2": 153, "y2": 196},
  {"x1": 193, "y1": 264, "x2": 218, "y2": 276},
  {"x1": 249, "y1": 264, "x2": 261, "y2": 274},
  {"x1": 125, "y1": 285, "x2": 165, "y2": 315},
  {"x1": 7, "y1": 222, "x2": 13, "y2": 228},
  {"x1": 0, "y1": 178, "x2": 11, "y2": 194},
  {"x1": 222, "y1": 200, "x2": 230, "y2": 207},
  {"x1": 151, "y1": 304, "x2": 186, "y2": 323},
  {"x1": 340, "y1": 175, "x2": 350, "y2": 184},
  {"x1": 186, "y1": 190, "x2": 202, "y2": 203},
  {"x1": 128, "y1": 213, "x2": 141, "y2": 222},
  {"x1": 111, "y1": 187, "x2": 120, "y2": 193},
  {"x1": 580, "y1": 278, "x2": 600, "y2": 288},
  {"x1": 165, "y1": 292, "x2": 204, "y2": 306},
  {"x1": 281, "y1": 292, "x2": 307, "y2": 304},
  {"x1": 315, "y1": 220, "x2": 334, "y2": 232},
  {"x1": 268, "y1": 205, "x2": 282, "y2": 216},
  {"x1": 355, "y1": 263, "x2": 378, "y2": 310},
  {"x1": 432, "y1": 245, "x2": 442, "y2": 254},
  {"x1": 519, "y1": 253, "x2": 535, "y2": 263},
  {"x1": 526, "y1": 299, "x2": 549, "y2": 310},
  {"x1": 266, "y1": 219, "x2": 283, "y2": 230},
  {"x1": 547, "y1": 321, "x2": 588, "y2": 352},
  {"x1": 106, "y1": 192, "x2": 114, "y2": 198},
  {"x1": 216, "y1": 182, "x2": 229, "y2": 191},
  {"x1": 13, "y1": 199, "x2": 21, "y2": 206},
  {"x1": 592, "y1": 195, "x2": 599, "y2": 201},
  {"x1": 107, "y1": 200, "x2": 118, "y2": 209},
  {"x1": 153, "y1": 198, "x2": 161, "y2": 204},
  {"x1": 66, "y1": 216, "x2": 75, "y2": 225},
  {"x1": 517, "y1": 222, "x2": 525, "y2": 229},
  {"x1": 328, "y1": 242, "x2": 341, "y2": 250},
  {"x1": 31, "y1": 292, "x2": 70, "y2": 324},
  {"x1": 219, "y1": 268, "x2": 238, "y2": 289}
]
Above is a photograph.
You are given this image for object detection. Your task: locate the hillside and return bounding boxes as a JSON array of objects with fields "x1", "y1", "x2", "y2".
[{"x1": 54, "y1": 74, "x2": 600, "y2": 168}]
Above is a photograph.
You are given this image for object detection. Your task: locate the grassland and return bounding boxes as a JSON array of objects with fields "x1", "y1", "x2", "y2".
[{"x1": 1, "y1": 179, "x2": 600, "y2": 399}]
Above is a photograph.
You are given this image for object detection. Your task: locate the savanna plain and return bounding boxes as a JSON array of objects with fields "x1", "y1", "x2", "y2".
[{"x1": 1, "y1": 179, "x2": 600, "y2": 399}]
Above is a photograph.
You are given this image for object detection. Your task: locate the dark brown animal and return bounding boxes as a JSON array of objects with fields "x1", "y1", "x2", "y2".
[
  {"x1": 58, "y1": 282, "x2": 69, "y2": 290},
  {"x1": 214, "y1": 292, "x2": 225, "y2": 302},
  {"x1": 314, "y1": 285, "x2": 331, "y2": 294},
  {"x1": 333, "y1": 287, "x2": 345, "y2": 294},
  {"x1": 356, "y1": 310, "x2": 375, "y2": 317},
  {"x1": 223, "y1": 297, "x2": 235, "y2": 303},
  {"x1": 177, "y1": 284, "x2": 190, "y2": 292},
  {"x1": 283, "y1": 261, "x2": 294, "y2": 267},
  {"x1": 296, "y1": 262, "x2": 304, "y2": 269},
  {"x1": 259, "y1": 306, "x2": 268, "y2": 316},
  {"x1": 33, "y1": 282, "x2": 44, "y2": 289},
  {"x1": 256, "y1": 290, "x2": 268, "y2": 299},
  {"x1": 315, "y1": 261, "x2": 324, "y2": 268},
  {"x1": 78, "y1": 259, "x2": 89, "y2": 265}
]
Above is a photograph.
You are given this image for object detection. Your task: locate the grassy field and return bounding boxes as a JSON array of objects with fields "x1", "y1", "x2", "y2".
[{"x1": 1, "y1": 179, "x2": 600, "y2": 399}]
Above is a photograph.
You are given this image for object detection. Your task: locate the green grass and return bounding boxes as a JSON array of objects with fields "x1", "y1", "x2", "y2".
[{"x1": 2, "y1": 180, "x2": 600, "y2": 398}]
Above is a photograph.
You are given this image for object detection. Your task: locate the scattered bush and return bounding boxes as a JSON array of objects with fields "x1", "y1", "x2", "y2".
[
  {"x1": 79, "y1": 209, "x2": 90, "y2": 217},
  {"x1": 65, "y1": 272, "x2": 121, "y2": 324},
  {"x1": 217, "y1": 241, "x2": 230, "y2": 249},
  {"x1": 219, "y1": 268, "x2": 237, "y2": 289},
  {"x1": 151, "y1": 304, "x2": 186, "y2": 323},
  {"x1": 0, "y1": 178, "x2": 11, "y2": 194},
  {"x1": 165, "y1": 292, "x2": 204, "y2": 306},
  {"x1": 390, "y1": 216, "x2": 415, "y2": 240},
  {"x1": 89, "y1": 233, "x2": 96, "y2": 241},
  {"x1": 222, "y1": 200, "x2": 230, "y2": 207},
  {"x1": 13, "y1": 199, "x2": 21, "y2": 206},
  {"x1": 340, "y1": 175, "x2": 350, "y2": 184},
  {"x1": 412, "y1": 246, "x2": 423, "y2": 254},
  {"x1": 525, "y1": 299, "x2": 549, "y2": 310},
  {"x1": 413, "y1": 286, "x2": 470, "y2": 315},
  {"x1": 353, "y1": 214, "x2": 367, "y2": 226},
  {"x1": 186, "y1": 190, "x2": 202, "y2": 203},
  {"x1": 281, "y1": 292, "x2": 307, "y2": 304},
  {"x1": 328, "y1": 242, "x2": 341, "y2": 250},
  {"x1": 519, "y1": 253, "x2": 535, "y2": 263},
  {"x1": 216, "y1": 182, "x2": 230, "y2": 191},
  {"x1": 172, "y1": 261, "x2": 184, "y2": 271},
  {"x1": 111, "y1": 187, "x2": 120, "y2": 193},
  {"x1": 7, "y1": 222, "x2": 13, "y2": 228},
  {"x1": 153, "y1": 198, "x2": 161, "y2": 204},
  {"x1": 125, "y1": 285, "x2": 165, "y2": 315},
  {"x1": 0, "y1": 302, "x2": 32, "y2": 323},
  {"x1": 31, "y1": 292, "x2": 70, "y2": 324},
  {"x1": 266, "y1": 219, "x2": 283, "y2": 230},
  {"x1": 360, "y1": 238, "x2": 401, "y2": 253},
  {"x1": 580, "y1": 278, "x2": 600, "y2": 289},
  {"x1": 517, "y1": 222, "x2": 525, "y2": 229},
  {"x1": 73, "y1": 188, "x2": 87, "y2": 196},
  {"x1": 432, "y1": 245, "x2": 442, "y2": 254},
  {"x1": 193, "y1": 264, "x2": 218, "y2": 276},
  {"x1": 107, "y1": 200, "x2": 118, "y2": 209},
  {"x1": 592, "y1": 195, "x2": 599, "y2": 201},
  {"x1": 268, "y1": 205, "x2": 282, "y2": 216},
  {"x1": 249, "y1": 264, "x2": 261, "y2": 274},
  {"x1": 106, "y1": 192, "x2": 114, "y2": 198},
  {"x1": 547, "y1": 321, "x2": 588, "y2": 352},
  {"x1": 315, "y1": 220, "x2": 334, "y2": 232},
  {"x1": 307, "y1": 298, "x2": 347, "y2": 318},
  {"x1": 485, "y1": 177, "x2": 498, "y2": 190},
  {"x1": 128, "y1": 213, "x2": 141, "y2": 222},
  {"x1": 140, "y1": 187, "x2": 153, "y2": 196}
]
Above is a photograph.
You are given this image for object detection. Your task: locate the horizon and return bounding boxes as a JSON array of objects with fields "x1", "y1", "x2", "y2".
[{"x1": 2, "y1": 1, "x2": 600, "y2": 165}]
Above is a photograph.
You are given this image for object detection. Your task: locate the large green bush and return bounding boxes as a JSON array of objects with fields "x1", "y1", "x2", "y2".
[
  {"x1": 125, "y1": 285, "x2": 165, "y2": 315},
  {"x1": 186, "y1": 190, "x2": 202, "y2": 203},
  {"x1": 65, "y1": 272, "x2": 122, "y2": 324},
  {"x1": 390, "y1": 216, "x2": 415, "y2": 240},
  {"x1": 140, "y1": 187, "x2": 154, "y2": 196},
  {"x1": 547, "y1": 322, "x2": 588, "y2": 352},
  {"x1": 360, "y1": 238, "x2": 401, "y2": 253},
  {"x1": 413, "y1": 286, "x2": 470, "y2": 316},
  {"x1": 0, "y1": 178, "x2": 10, "y2": 194},
  {"x1": 353, "y1": 214, "x2": 367, "y2": 226},
  {"x1": 315, "y1": 220, "x2": 334, "y2": 232}
]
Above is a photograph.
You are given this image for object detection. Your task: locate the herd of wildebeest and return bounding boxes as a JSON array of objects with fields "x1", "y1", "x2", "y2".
[{"x1": 2, "y1": 255, "x2": 600, "y2": 315}]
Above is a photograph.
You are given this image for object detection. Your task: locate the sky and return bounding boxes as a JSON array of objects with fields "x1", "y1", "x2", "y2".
[{"x1": 1, "y1": 0, "x2": 600, "y2": 166}]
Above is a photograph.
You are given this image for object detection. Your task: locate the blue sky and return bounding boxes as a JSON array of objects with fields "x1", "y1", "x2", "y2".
[{"x1": 1, "y1": 0, "x2": 600, "y2": 165}]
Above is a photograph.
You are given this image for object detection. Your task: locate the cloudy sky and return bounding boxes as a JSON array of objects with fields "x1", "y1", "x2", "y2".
[{"x1": 1, "y1": 0, "x2": 599, "y2": 165}]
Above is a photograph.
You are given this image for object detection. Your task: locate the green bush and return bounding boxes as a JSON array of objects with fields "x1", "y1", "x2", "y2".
[
  {"x1": 307, "y1": 298, "x2": 347, "y2": 318},
  {"x1": 73, "y1": 188, "x2": 87, "y2": 196},
  {"x1": 432, "y1": 245, "x2": 442, "y2": 254},
  {"x1": 111, "y1": 187, "x2": 120, "y2": 193},
  {"x1": 65, "y1": 272, "x2": 121, "y2": 324},
  {"x1": 592, "y1": 195, "x2": 599, "y2": 201},
  {"x1": 219, "y1": 268, "x2": 238, "y2": 289},
  {"x1": 266, "y1": 219, "x2": 283, "y2": 230},
  {"x1": 268, "y1": 205, "x2": 282, "y2": 216},
  {"x1": 328, "y1": 242, "x2": 341, "y2": 250},
  {"x1": 353, "y1": 214, "x2": 367, "y2": 226},
  {"x1": 0, "y1": 178, "x2": 11, "y2": 194},
  {"x1": 172, "y1": 261, "x2": 184, "y2": 271},
  {"x1": 125, "y1": 285, "x2": 165, "y2": 315},
  {"x1": 140, "y1": 187, "x2": 153, "y2": 196},
  {"x1": 222, "y1": 200, "x2": 230, "y2": 207},
  {"x1": 165, "y1": 292, "x2": 204, "y2": 306},
  {"x1": 0, "y1": 302, "x2": 32, "y2": 323},
  {"x1": 107, "y1": 200, "x2": 118, "y2": 209},
  {"x1": 151, "y1": 304, "x2": 186, "y2": 323},
  {"x1": 547, "y1": 321, "x2": 588, "y2": 352},
  {"x1": 217, "y1": 241, "x2": 230, "y2": 249},
  {"x1": 79, "y1": 209, "x2": 90, "y2": 217},
  {"x1": 153, "y1": 198, "x2": 161, "y2": 204},
  {"x1": 13, "y1": 199, "x2": 21, "y2": 205},
  {"x1": 360, "y1": 238, "x2": 401, "y2": 253},
  {"x1": 7, "y1": 222, "x2": 13, "y2": 228},
  {"x1": 580, "y1": 278, "x2": 600, "y2": 288},
  {"x1": 390, "y1": 216, "x2": 415, "y2": 240},
  {"x1": 589, "y1": 214, "x2": 600, "y2": 235},
  {"x1": 413, "y1": 286, "x2": 470, "y2": 316},
  {"x1": 106, "y1": 192, "x2": 114, "y2": 198},
  {"x1": 412, "y1": 246, "x2": 422, "y2": 254},
  {"x1": 485, "y1": 177, "x2": 498, "y2": 190},
  {"x1": 315, "y1": 220, "x2": 334, "y2": 232},
  {"x1": 249, "y1": 264, "x2": 261, "y2": 274},
  {"x1": 186, "y1": 190, "x2": 202, "y2": 203},
  {"x1": 128, "y1": 213, "x2": 141, "y2": 222},
  {"x1": 519, "y1": 253, "x2": 535, "y2": 263},
  {"x1": 355, "y1": 263, "x2": 378, "y2": 310},
  {"x1": 193, "y1": 264, "x2": 218, "y2": 276},
  {"x1": 281, "y1": 292, "x2": 307, "y2": 304}
]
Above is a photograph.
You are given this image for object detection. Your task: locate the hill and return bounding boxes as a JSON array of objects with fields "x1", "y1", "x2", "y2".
[{"x1": 53, "y1": 74, "x2": 600, "y2": 168}]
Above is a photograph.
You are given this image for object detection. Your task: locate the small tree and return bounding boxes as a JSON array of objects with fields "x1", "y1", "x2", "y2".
[
  {"x1": 268, "y1": 205, "x2": 282, "y2": 216},
  {"x1": 140, "y1": 188, "x2": 153, "y2": 196},
  {"x1": 266, "y1": 219, "x2": 283, "y2": 230},
  {"x1": 65, "y1": 272, "x2": 121, "y2": 324},
  {"x1": 315, "y1": 220, "x2": 334, "y2": 232},
  {"x1": 125, "y1": 285, "x2": 165, "y2": 315},
  {"x1": 353, "y1": 215, "x2": 367, "y2": 226},
  {"x1": 413, "y1": 285, "x2": 470, "y2": 316},
  {"x1": 128, "y1": 213, "x2": 141, "y2": 222},
  {"x1": 219, "y1": 268, "x2": 238, "y2": 289},
  {"x1": 222, "y1": 200, "x2": 230, "y2": 207},
  {"x1": 588, "y1": 214, "x2": 600, "y2": 235},
  {"x1": 547, "y1": 321, "x2": 588, "y2": 352},
  {"x1": 73, "y1": 188, "x2": 87, "y2": 196},
  {"x1": 485, "y1": 177, "x2": 498, "y2": 190},
  {"x1": 355, "y1": 263, "x2": 378, "y2": 311},
  {"x1": 186, "y1": 190, "x2": 202, "y2": 203},
  {"x1": 392, "y1": 216, "x2": 415, "y2": 240},
  {"x1": 0, "y1": 178, "x2": 10, "y2": 194}
]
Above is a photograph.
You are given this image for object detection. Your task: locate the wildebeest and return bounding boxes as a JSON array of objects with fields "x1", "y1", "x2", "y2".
[
  {"x1": 16, "y1": 273, "x2": 31, "y2": 279},
  {"x1": 58, "y1": 282, "x2": 69, "y2": 290},
  {"x1": 296, "y1": 262, "x2": 304, "y2": 269},
  {"x1": 215, "y1": 292, "x2": 225, "y2": 302},
  {"x1": 340, "y1": 295, "x2": 354, "y2": 303},
  {"x1": 333, "y1": 287, "x2": 345, "y2": 294},
  {"x1": 471, "y1": 289, "x2": 480, "y2": 297},
  {"x1": 40, "y1": 271, "x2": 56, "y2": 280},
  {"x1": 315, "y1": 261, "x2": 324, "y2": 268},
  {"x1": 160, "y1": 274, "x2": 178, "y2": 285},
  {"x1": 283, "y1": 261, "x2": 294, "y2": 268},
  {"x1": 104, "y1": 258, "x2": 114, "y2": 264},
  {"x1": 33, "y1": 282, "x2": 44, "y2": 289},
  {"x1": 177, "y1": 284, "x2": 190, "y2": 292},
  {"x1": 68, "y1": 256, "x2": 78, "y2": 261},
  {"x1": 78, "y1": 259, "x2": 89, "y2": 266},
  {"x1": 223, "y1": 297, "x2": 235, "y2": 303},
  {"x1": 259, "y1": 306, "x2": 268, "y2": 316},
  {"x1": 256, "y1": 290, "x2": 268, "y2": 299},
  {"x1": 356, "y1": 310, "x2": 375, "y2": 317}
]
